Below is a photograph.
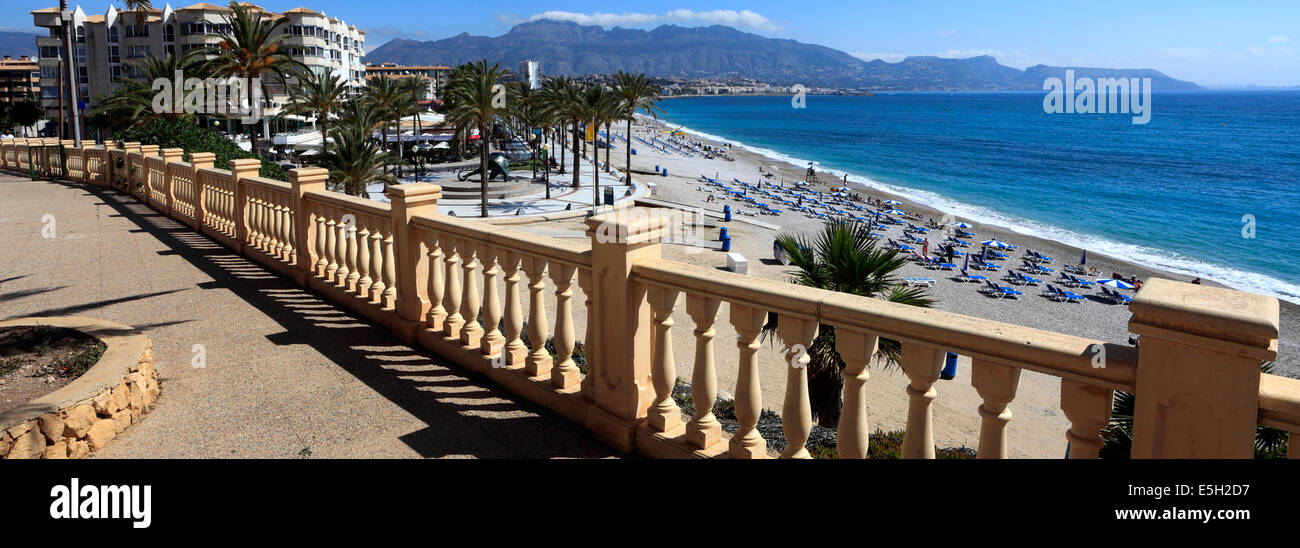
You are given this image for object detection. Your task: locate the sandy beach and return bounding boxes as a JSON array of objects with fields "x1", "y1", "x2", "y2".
[{"x1": 516, "y1": 118, "x2": 1297, "y2": 457}]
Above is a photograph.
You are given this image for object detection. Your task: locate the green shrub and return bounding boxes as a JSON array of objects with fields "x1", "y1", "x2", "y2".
[{"x1": 113, "y1": 118, "x2": 288, "y2": 181}]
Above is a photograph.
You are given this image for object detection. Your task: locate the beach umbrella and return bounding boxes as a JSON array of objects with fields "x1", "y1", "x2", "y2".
[
  {"x1": 951, "y1": 221, "x2": 975, "y2": 229},
  {"x1": 883, "y1": 199, "x2": 902, "y2": 206},
  {"x1": 962, "y1": 253, "x2": 969, "y2": 271},
  {"x1": 883, "y1": 209, "x2": 907, "y2": 215},
  {"x1": 1097, "y1": 279, "x2": 1135, "y2": 290},
  {"x1": 981, "y1": 239, "x2": 1009, "y2": 249},
  {"x1": 1080, "y1": 250, "x2": 1088, "y2": 265}
]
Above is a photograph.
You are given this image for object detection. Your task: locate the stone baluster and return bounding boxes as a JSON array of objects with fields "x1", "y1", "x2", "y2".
[
  {"x1": 834, "y1": 328, "x2": 878, "y2": 459},
  {"x1": 356, "y1": 223, "x2": 372, "y2": 297},
  {"x1": 333, "y1": 212, "x2": 350, "y2": 286},
  {"x1": 577, "y1": 269, "x2": 597, "y2": 399},
  {"x1": 549, "y1": 262, "x2": 579, "y2": 389},
  {"x1": 1060, "y1": 379, "x2": 1114, "y2": 459},
  {"x1": 522, "y1": 256, "x2": 551, "y2": 377},
  {"x1": 646, "y1": 286, "x2": 682, "y2": 432},
  {"x1": 457, "y1": 237, "x2": 482, "y2": 346},
  {"x1": 684, "y1": 295, "x2": 722, "y2": 449},
  {"x1": 479, "y1": 244, "x2": 505, "y2": 357},
  {"x1": 900, "y1": 343, "x2": 946, "y2": 459},
  {"x1": 367, "y1": 227, "x2": 385, "y2": 303},
  {"x1": 381, "y1": 231, "x2": 397, "y2": 309},
  {"x1": 972, "y1": 359, "x2": 1021, "y2": 459},
  {"x1": 442, "y1": 238, "x2": 464, "y2": 339},
  {"x1": 314, "y1": 211, "x2": 328, "y2": 277},
  {"x1": 729, "y1": 303, "x2": 768, "y2": 459},
  {"x1": 323, "y1": 212, "x2": 339, "y2": 282},
  {"x1": 192, "y1": 153, "x2": 215, "y2": 230},
  {"x1": 777, "y1": 316, "x2": 817, "y2": 459},
  {"x1": 344, "y1": 215, "x2": 359, "y2": 291},
  {"x1": 500, "y1": 250, "x2": 525, "y2": 366},
  {"x1": 425, "y1": 231, "x2": 446, "y2": 332}
]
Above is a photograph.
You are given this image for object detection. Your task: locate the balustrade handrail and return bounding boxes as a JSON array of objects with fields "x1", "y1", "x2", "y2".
[
  {"x1": 304, "y1": 187, "x2": 390, "y2": 217},
  {"x1": 633, "y1": 258, "x2": 1137, "y2": 390},
  {"x1": 412, "y1": 212, "x2": 592, "y2": 267},
  {"x1": 1259, "y1": 374, "x2": 1300, "y2": 431}
]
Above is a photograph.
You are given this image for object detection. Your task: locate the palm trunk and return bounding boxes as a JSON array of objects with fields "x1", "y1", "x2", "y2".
[
  {"x1": 479, "y1": 122, "x2": 489, "y2": 218},
  {"x1": 625, "y1": 118, "x2": 633, "y2": 185},
  {"x1": 604, "y1": 122, "x2": 611, "y2": 171},
  {"x1": 593, "y1": 140, "x2": 600, "y2": 207},
  {"x1": 571, "y1": 119, "x2": 580, "y2": 188}
]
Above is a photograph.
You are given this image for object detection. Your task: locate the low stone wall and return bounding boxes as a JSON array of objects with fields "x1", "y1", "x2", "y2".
[{"x1": 0, "y1": 317, "x2": 158, "y2": 459}]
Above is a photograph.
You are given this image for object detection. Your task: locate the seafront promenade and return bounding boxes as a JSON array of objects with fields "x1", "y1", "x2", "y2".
[{"x1": 1, "y1": 137, "x2": 1297, "y2": 459}]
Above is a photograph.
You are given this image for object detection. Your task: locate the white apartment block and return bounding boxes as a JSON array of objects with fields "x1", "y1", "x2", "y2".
[{"x1": 31, "y1": 2, "x2": 367, "y2": 131}]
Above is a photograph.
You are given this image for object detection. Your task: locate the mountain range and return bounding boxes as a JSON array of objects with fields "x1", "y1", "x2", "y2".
[
  {"x1": 368, "y1": 20, "x2": 1201, "y2": 91},
  {"x1": 0, "y1": 31, "x2": 38, "y2": 59}
]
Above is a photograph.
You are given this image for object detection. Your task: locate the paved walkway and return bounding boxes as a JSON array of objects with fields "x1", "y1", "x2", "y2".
[{"x1": 0, "y1": 174, "x2": 619, "y2": 458}]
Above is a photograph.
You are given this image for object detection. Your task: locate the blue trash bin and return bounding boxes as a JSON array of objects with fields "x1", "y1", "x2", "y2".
[
  {"x1": 719, "y1": 226, "x2": 729, "y2": 241},
  {"x1": 720, "y1": 235, "x2": 731, "y2": 252},
  {"x1": 940, "y1": 352, "x2": 958, "y2": 380},
  {"x1": 662, "y1": 168, "x2": 668, "y2": 177},
  {"x1": 723, "y1": 205, "x2": 732, "y2": 222}
]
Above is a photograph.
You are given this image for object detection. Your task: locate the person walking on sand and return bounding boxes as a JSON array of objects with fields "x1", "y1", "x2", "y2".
[{"x1": 922, "y1": 238, "x2": 929, "y2": 256}]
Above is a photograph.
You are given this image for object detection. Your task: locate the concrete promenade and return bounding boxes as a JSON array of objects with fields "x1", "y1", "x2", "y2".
[{"x1": 0, "y1": 174, "x2": 619, "y2": 458}]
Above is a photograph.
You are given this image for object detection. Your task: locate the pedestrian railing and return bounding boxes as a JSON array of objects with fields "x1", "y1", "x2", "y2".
[{"x1": 1, "y1": 136, "x2": 1292, "y2": 459}]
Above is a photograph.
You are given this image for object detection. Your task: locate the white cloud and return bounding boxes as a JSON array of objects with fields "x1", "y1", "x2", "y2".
[
  {"x1": 514, "y1": 9, "x2": 782, "y2": 32},
  {"x1": 1267, "y1": 36, "x2": 1292, "y2": 44},
  {"x1": 937, "y1": 29, "x2": 957, "y2": 37}
]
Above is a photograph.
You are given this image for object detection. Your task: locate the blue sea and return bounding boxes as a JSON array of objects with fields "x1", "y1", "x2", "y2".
[{"x1": 657, "y1": 92, "x2": 1300, "y2": 304}]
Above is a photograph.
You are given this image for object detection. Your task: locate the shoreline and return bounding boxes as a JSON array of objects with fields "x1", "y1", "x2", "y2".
[{"x1": 624, "y1": 115, "x2": 1297, "y2": 375}]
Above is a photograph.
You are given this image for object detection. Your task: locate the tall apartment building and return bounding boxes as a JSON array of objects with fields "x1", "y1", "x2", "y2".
[
  {"x1": 519, "y1": 60, "x2": 541, "y2": 90},
  {"x1": 363, "y1": 63, "x2": 452, "y2": 101},
  {"x1": 30, "y1": 3, "x2": 367, "y2": 134},
  {"x1": 0, "y1": 56, "x2": 40, "y2": 104}
]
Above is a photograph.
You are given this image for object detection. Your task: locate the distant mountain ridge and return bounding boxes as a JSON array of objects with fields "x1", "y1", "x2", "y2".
[
  {"x1": 0, "y1": 31, "x2": 38, "y2": 59},
  {"x1": 368, "y1": 20, "x2": 1201, "y2": 91}
]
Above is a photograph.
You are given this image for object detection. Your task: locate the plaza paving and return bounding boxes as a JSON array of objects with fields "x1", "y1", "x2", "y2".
[{"x1": 0, "y1": 173, "x2": 619, "y2": 458}]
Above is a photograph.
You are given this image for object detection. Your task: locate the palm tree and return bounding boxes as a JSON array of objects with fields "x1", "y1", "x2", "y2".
[
  {"x1": 766, "y1": 221, "x2": 935, "y2": 427},
  {"x1": 201, "y1": 1, "x2": 302, "y2": 155},
  {"x1": 362, "y1": 75, "x2": 406, "y2": 171},
  {"x1": 121, "y1": 1, "x2": 153, "y2": 28},
  {"x1": 320, "y1": 98, "x2": 395, "y2": 196},
  {"x1": 284, "y1": 67, "x2": 345, "y2": 157},
  {"x1": 612, "y1": 72, "x2": 662, "y2": 186},
  {"x1": 581, "y1": 84, "x2": 619, "y2": 207},
  {"x1": 508, "y1": 83, "x2": 555, "y2": 184},
  {"x1": 542, "y1": 77, "x2": 584, "y2": 187},
  {"x1": 443, "y1": 60, "x2": 510, "y2": 217},
  {"x1": 86, "y1": 50, "x2": 201, "y2": 133}
]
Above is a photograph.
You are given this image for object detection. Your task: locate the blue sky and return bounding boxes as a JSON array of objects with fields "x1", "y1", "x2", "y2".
[{"x1": 5, "y1": 1, "x2": 1297, "y2": 86}]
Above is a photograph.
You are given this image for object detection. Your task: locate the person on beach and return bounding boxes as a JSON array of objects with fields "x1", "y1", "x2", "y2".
[
  {"x1": 1191, "y1": 277, "x2": 1202, "y2": 285},
  {"x1": 922, "y1": 239, "x2": 929, "y2": 256}
]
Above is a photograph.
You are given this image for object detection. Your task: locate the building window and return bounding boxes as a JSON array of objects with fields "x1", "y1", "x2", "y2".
[
  {"x1": 75, "y1": 26, "x2": 86, "y2": 43},
  {"x1": 41, "y1": 66, "x2": 59, "y2": 78},
  {"x1": 108, "y1": 26, "x2": 119, "y2": 43},
  {"x1": 128, "y1": 45, "x2": 150, "y2": 58},
  {"x1": 126, "y1": 24, "x2": 149, "y2": 38},
  {"x1": 109, "y1": 46, "x2": 120, "y2": 64},
  {"x1": 166, "y1": 45, "x2": 176, "y2": 55},
  {"x1": 76, "y1": 46, "x2": 87, "y2": 65},
  {"x1": 110, "y1": 65, "x2": 122, "y2": 83},
  {"x1": 43, "y1": 87, "x2": 58, "y2": 98},
  {"x1": 77, "y1": 67, "x2": 88, "y2": 85},
  {"x1": 165, "y1": 25, "x2": 175, "y2": 43},
  {"x1": 39, "y1": 46, "x2": 62, "y2": 60}
]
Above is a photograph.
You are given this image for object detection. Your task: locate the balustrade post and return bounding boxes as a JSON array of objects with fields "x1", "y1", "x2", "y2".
[
  {"x1": 289, "y1": 167, "x2": 328, "y2": 286},
  {"x1": 971, "y1": 359, "x2": 1021, "y2": 459},
  {"x1": 777, "y1": 316, "x2": 817, "y2": 459},
  {"x1": 191, "y1": 152, "x2": 215, "y2": 231},
  {"x1": 583, "y1": 208, "x2": 668, "y2": 452},
  {"x1": 422, "y1": 231, "x2": 443, "y2": 331},
  {"x1": 499, "y1": 250, "x2": 524, "y2": 366},
  {"x1": 160, "y1": 148, "x2": 184, "y2": 216},
  {"x1": 479, "y1": 243, "x2": 506, "y2": 356},
  {"x1": 1127, "y1": 279, "x2": 1279, "y2": 458},
  {"x1": 835, "y1": 329, "x2": 878, "y2": 459},
  {"x1": 685, "y1": 296, "x2": 722, "y2": 450},
  {"x1": 1061, "y1": 379, "x2": 1113, "y2": 459},
  {"x1": 522, "y1": 256, "x2": 550, "y2": 377},
  {"x1": 229, "y1": 158, "x2": 261, "y2": 253},
  {"x1": 729, "y1": 303, "x2": 768, "y2": 459},
  {"x1": 549, "y1": 262, "x2": 579, "y2": 389},
  {"x1": 382, "y1": 185, "x2": 444, "y2": 342},
  {"x1": 900, "y1": 343, "x2": 946, "y2": 459},
  {"x1": 646, "y1": 286, "x2": 682, "y2": 432}
]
